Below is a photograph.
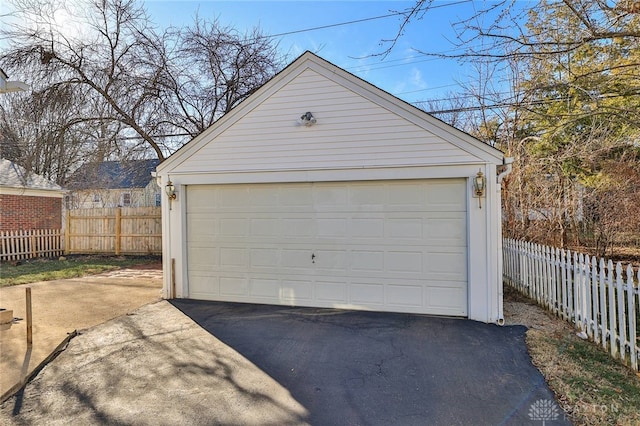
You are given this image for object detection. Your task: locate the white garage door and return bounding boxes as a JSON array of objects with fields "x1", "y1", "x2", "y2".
[{"x1": 186, "y1": 179, "x2": 468, "y2": 316}]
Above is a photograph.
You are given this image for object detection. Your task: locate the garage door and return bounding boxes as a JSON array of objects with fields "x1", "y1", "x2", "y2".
[{"x1": 186, "y1": 179, "x2": 468, "y2": 316}]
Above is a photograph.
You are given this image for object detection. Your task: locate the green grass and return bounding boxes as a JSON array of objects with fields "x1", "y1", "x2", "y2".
[
  {"x1": 0, "y1": 255, "x2": 161, "y2": 287},
  {"x1": 528, "y1": 331, "x2": 640, "y2": 425},
  {"x1": 505, "y1": 284, "x2": 640, "y2": 424}
]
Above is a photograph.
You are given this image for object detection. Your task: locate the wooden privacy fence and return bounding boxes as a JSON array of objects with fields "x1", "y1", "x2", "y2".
[
  {"x1": 0, "y1": 229, "x2": 64, "y2": 262},
  {"x1": 66, "y1": 207, "x2": 161, "y2": 255},
  {"x1": 503, "y1": 238, "x2": 639, "y2": 372}
]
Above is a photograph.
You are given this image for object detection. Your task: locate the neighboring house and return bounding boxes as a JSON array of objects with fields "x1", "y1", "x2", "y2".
[
  {"x1": 0, "y1": 68, "x2": 29, "y2": 94},
  {"x1": 65, "y1": 159, "x2": 161, "y2": 209},
  {"x1": 156, "y1": 52, "x2": 511, "y2": 324},
  {"x1": 0, "y1": 159, "x2": 65, "y2": 231}
]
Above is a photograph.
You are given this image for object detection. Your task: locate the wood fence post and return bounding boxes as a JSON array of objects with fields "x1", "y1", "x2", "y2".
[
  {"x1": 171, "y1": 258, "x2": 176, "y2": 299},
  {"x1": 115, "y1": 208, "x2": 122, "y2": 256},
  {"x1": 26, "y1": 287, "x2": 33, "y2": 347},
  {"x1": 626, "y1": 264, "x2": 637, "y2": 371},
  {"x1": 30, "y1": 232, "x2": 36, "y2": 259},
  {"x1": 65, "y1": 213, "x2": 71, "y2": 255}
]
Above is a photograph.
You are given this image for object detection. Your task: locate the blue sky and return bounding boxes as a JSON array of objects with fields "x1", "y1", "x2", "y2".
[
  {"x1": 0, "y1": 0, "x2": 516, "y2": 106},
  {"x1": 142, "y1": 0, "x2": 503, "y2": 105}
]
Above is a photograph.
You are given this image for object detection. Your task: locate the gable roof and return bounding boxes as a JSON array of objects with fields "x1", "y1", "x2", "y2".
[
  {"x1": 66, "y1": 159, "x2": 160, "y2": 190},
  {"x1": 158, "y1": 51, "x2": 504, "y2": 175},
  {"x1": 0, "y1": 159, "x2": 64, "y2": 192}
]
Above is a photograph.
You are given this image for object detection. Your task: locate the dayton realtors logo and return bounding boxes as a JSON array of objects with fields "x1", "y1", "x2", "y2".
[{"x1": 528, "y1": 399, "x2": 560, "y2": 424}]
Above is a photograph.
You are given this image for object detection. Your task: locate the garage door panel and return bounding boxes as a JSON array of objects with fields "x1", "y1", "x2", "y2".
[
  {"x1": 316, "y1": 281, "x2": 347, "y2": 302},
  {"x1": 425, "y1": 284, "x2": 467, "y2": 315},
  {"x1": 349, "y1": 185, "x2": 386, "y2": 209},
  {"x1": 250, "y1": 218, "x2": 282, "y2": 236},
  {"x1": 250, "y1": 278, "x2": 281, "y2": 298},
  {"x1": 386, "y1": 251, "x2": 423, "y2": 273},
  {"x1": 220, "y1": 276, "x2": 249, "y2": 296},
  {"x1": 314, "y1": 185, "x2": 348, "y2": 209},
  {"x1": 350, "y1": 283, "x2": 384, "y2": 305},
  {"x1": 315, "y1": 249, "x2": 348, "y2": 271},
  {"x1": 219, "y1": 247, "x2": 248, "y2": 268},
  {"x1": 188, "y1": 246, "x2": 218, "y2": 271},
  {"x1": 427, "y1": 253, "x2": 467, "y2": 275},
  {"x1": 386, "y1": 217, "x2": 423, "y2": 239},
  {"x1": 186, "y1": 179, "x2": 468, "y2": 316},
  {"x1": 350, "y1": 218, "x2": 385, "y2": 238},
  {"x1": 281, "y1": 280, "x2": 314, "y2": 302},
  {"x1": 283, "y1": 218, "x2": 315, "y2": 237},
  {"x1": 186, "y1": 186, "x2": 217, "y2": 210},
  {"x1": 317, "y1": 218, "x2": 347, "y2": 237},
  {"x1": 281, "y1": 249, "x2": 315, "y2": 269},
  {"x1": 187, "y1": 216, "x2": 218, "y2": 241},
  {"x1": 425, "y1": 181, "x2": 466, "y2": 209},
  {"x1": 189, "y1": 274, "x2": 219, "y2": 299},
  {"x1": 387, "y1": 284, "x2": 423, "y2": 307},
  {"x1": 425, "y1": 214, "x2": 466, "y2": 244},
  {"x1": 220, "y1": 218, "x2": 249, "y2": 237},
  {"x1": 218, "y1": 186, "x2": 251, "y2": 208},
  {"x1": 426, "y1": 247, "x2": 467, "y2": 281},
  {"x1": 248, "y1": 186, "x2": 281, "y2": 206},
  {"x1": 280, "y1": 185, "x2": 314, "y2": 206},
  {"x1": 351, "y1": 250, "x2": 385, "y2": 272},
  {"x1": 388, "y1": 182, "x2": 426, "y2": 207},
  {"x1": 250, "y1": 248, "x2": 279, "y2": 268}
]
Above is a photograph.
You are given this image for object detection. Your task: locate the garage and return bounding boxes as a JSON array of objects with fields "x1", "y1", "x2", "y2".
[
  {"x1": 186, "y1": 179, "x2": 467, "y2": 316},
  {"x1": 156, "y1": 51, "x2": 508, "y2": 323}
]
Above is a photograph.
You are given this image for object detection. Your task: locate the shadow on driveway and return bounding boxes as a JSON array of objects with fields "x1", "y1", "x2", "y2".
[{"x1": 171, "y1": 300, "x2": 571, "y2": 426}]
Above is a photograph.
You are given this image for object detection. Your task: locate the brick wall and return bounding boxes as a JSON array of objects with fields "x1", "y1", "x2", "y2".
[{"x1": 0, "y1": 194, "x2": 62, "y2": 231}]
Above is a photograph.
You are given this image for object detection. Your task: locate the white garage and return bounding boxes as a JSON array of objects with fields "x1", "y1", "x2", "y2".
[{"x1": 156, "y1": 52, "x2": 509, "y2": 323}]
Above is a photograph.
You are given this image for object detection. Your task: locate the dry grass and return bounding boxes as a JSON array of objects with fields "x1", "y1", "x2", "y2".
[
  {"x1": 0, "y1": 255, "x2": 161, "y2": 287},
  {"x1": 504, "y1": 285, "x2": 640, "y2": 425}
]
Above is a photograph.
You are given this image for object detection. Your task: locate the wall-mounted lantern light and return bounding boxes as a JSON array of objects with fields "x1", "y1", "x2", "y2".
[
  {"x1": 165, "y1": 180, "x2": 177, "y2": 200},
  {"x1": 300, "y1": 111, "x2": 317, "y2": 127},
  {"x1": 473, "y1": 169, "x2": 486, "y2": 208}
]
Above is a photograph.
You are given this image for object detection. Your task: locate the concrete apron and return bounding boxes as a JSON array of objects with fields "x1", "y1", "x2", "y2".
[
  {"x1": 0, "y1": 301, "x2": 309, "y2": 426},
  {"x1": 0, "y1": 269, "x2": 162, "y2": 400}
]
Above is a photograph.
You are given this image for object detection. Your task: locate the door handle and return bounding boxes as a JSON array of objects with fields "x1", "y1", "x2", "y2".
[{"x1": 311, "y1": 253, "x2": 316, "y2": 263}]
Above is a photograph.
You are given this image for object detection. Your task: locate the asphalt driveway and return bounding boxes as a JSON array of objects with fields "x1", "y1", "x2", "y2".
[
  {"x1": 172, "y1": 300, "x2": 570, "y2": 425},
  {"x1": 1, "y1": 296, "x2": 570, "y2": 425}
]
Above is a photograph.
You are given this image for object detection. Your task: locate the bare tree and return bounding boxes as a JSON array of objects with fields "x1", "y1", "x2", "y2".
[
  {"x1": 161, "y1": 18, "x2": 281, "y2": 137},
  {"x1": 389, "y1": 0, "x2": 640, "y2": 256},
  {"x1": 1, "y1": 0, "x2": 283, "y2": 180},
  {"x1": 0, "y1": 84, "x2": 109, "y2": 184},
  {"x1": 1, "y1": 0, "x2": 172, "y2": 159}
]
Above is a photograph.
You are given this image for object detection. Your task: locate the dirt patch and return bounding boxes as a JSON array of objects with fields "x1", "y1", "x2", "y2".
[
  {"x1": 127, "y1": 262, "x2": 162, "y2": 270},
  {"x1": 503, "y1": 285, "x2": 569, "y2": 334}
]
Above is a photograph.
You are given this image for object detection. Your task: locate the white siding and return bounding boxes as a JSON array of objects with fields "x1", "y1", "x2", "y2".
[{"x1": 171, "y1": 68, "x2": 478, "y2": 174}]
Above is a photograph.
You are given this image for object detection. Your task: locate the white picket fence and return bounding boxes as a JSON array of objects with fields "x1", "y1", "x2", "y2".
[{"x1": 503, "y1": 238, "x2": 639, "y2": 371}]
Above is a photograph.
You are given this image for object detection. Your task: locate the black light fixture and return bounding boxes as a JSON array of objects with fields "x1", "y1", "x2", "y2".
[
  {"x1": 165, "y1": 180, "x2": 177, "y2": 200},
  {"x1": 473, "y1": 170, "x2": 486, "y2": 208}
]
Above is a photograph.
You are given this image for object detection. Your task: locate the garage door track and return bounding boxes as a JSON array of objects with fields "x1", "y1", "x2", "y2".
[{"x1": 172, "y1": 300, "x2": 569, "y2": 425}]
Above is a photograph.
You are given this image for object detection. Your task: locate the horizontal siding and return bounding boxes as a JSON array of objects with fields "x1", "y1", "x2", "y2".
[{"x1": 173, "y1": 68, "x2": 478, "y2": 174}]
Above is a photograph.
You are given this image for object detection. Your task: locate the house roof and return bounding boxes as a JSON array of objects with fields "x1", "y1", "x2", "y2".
[
  {"x1": 0, "y1": 68, "x2": 28, "y2": 93},
  {"x1": 0, "y1": 159, "x2": 64, "y2": 192},
  {"x1": 66, "y1": 159, "x2": 160, "y2": 190},
  {"x1": 158, "y1": 51, "x2": 504, "y2": 175}
]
